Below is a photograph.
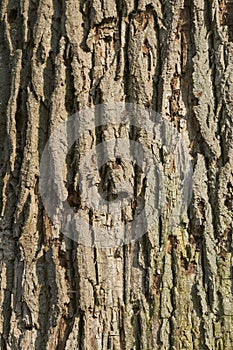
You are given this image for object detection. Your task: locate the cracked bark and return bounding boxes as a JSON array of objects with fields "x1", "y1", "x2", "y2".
[{"x1": 0, "y1": 0, "x2": 233, "y2": 349}]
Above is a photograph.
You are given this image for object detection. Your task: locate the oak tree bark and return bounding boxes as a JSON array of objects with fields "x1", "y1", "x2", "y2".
[{"x1": 0, "y1": 0, "x2": 233, "y2": 349}]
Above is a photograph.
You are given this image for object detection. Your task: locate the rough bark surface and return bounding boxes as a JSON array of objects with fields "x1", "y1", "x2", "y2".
[{"x1": 0, "y1": 0, "x2": 233, "y2": 349}]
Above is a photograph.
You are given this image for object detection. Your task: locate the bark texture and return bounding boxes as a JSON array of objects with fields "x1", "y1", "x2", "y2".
[{"x1": 0, "y1": 0, "x2": 233, "y2": 349}]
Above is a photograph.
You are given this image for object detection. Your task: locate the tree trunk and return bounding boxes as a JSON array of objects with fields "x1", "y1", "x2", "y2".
[{"x1": 0, "y1": 0, "x2": 233, "y2": 349}]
